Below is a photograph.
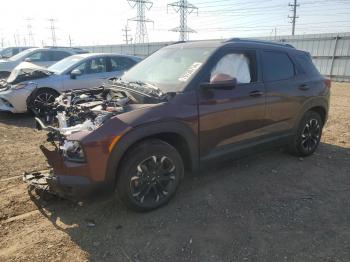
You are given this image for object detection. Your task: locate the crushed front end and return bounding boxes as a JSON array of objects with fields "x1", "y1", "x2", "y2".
[{"x1": 23, "y1": 79, "x2": 170, "y2": 198}]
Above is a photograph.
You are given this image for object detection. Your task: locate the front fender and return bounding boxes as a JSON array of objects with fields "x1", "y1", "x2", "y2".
[{"x1": 105, "y1": 120, "x2": 199, "y2": 185}]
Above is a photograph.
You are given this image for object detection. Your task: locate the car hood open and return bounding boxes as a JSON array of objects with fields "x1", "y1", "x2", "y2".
[{"x1": 7, "y1": 62, "x2": 53, "y2": 84}]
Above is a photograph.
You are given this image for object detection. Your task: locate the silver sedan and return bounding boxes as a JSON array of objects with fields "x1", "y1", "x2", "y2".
[{"x1": 0, "y1": 53, "x2": 141, "y2": 113}]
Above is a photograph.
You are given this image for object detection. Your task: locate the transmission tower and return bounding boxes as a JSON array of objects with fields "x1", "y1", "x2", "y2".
[
  {"x1": 48, "y1": 18, "x2": 58, "y2": 46},
  {"x1": 127, "y1": 0, "x2": 154, "y2": 44},
  {"x1": 288, "y1": 0, "x2": 299, "y2": 36},
  {"x1": 167, "y1": 0, "x2": 198, "y2": 41},
  {"x1": 25, "y1": 18, "x2": 35, "y2": 46}
]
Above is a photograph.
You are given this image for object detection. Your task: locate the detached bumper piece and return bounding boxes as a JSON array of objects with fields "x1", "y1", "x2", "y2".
[
  {"x1": 23, "y1": 169, "x2": 75, "y2": 198},
  {"x1": 23, "y1": 170, "x2": 52, "y2": 191},
  {"x1": 23, "y1": 168, "x2": 101, "y2": 199}
]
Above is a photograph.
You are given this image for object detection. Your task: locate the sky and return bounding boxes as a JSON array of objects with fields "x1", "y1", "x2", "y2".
[{"x1": 0, "y1": 0, "x2": 350, "y2": 47}]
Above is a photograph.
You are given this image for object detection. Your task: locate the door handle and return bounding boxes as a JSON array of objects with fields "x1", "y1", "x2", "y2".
[
  {"x1": 249, "y1": 90, "x2": 264, "y2": 97},
  {"x1": 299, "y1": 84, "x2": 310, "y2": 91}
]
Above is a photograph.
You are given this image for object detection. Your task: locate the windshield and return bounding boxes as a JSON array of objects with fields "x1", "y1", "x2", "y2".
[
  {"x1": 0, "y1": 48, "x2": 13, "y2": 58},
  {"x1": 48, "y1": 55, "x2": 84, "y2": 74},
  {"x1": 120, "y1": 46, "x2": 215, "y2": 92},
  {"x1": 8, "y1": 48, "x2": 34, "y2": 61}
]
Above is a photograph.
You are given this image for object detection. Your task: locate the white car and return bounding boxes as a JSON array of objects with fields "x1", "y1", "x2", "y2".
[
  {"x1": 0, "y1": 46, "x2": 35, "y2": 59},
  {"x1": 0, "y1": 53, "x2": 141, "y2": 113},
  {"x1": 0, "y1": 47, "x2": 87, "y2": 79}
]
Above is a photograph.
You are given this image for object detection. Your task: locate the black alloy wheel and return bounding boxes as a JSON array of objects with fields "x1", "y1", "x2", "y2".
[
  {"x1": 290, "y1": 111, "x2": 323, "y2": 157},
  {"x1": 30, "y1": 89, "x2": 58, "y2": 114},
  {"x1": 300, "y1": 118, "x2": 321, "y2": 153},
  {"x1": 117, "y1": 139, "x2": 184, "y2": 211},
  {"x1": 130, "y1": 155, "x2": 176, "y2": 204}
]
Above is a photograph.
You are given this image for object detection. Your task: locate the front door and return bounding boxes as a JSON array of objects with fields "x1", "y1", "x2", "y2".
[
  {"x1": 198, "y1": 49, "x2": 266, "y2": 159},
  {"x1": 62, "y1": 57, "x2": 110, "y2": 91}
]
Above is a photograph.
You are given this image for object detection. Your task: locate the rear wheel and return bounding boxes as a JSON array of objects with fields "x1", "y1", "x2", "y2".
[
  {"x1": 29, "y1": 88, "x2": 59, "y2": 114},
  {"x1": 116, "y1": 139, "x2": 184, "y2": 211},
  {"x1": 289, "y1": 111, "x2": 323, "y2": 157}
]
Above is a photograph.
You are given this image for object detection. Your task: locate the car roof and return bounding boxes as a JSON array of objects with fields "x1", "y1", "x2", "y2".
[
  {"x1": 167, "y1": 38, "x2": 304, "y2": 53},
  {"x1": 24, "y1": 47, "x2": 85, "y2": 54},
  {"x1": 70, "y1": 53, "x2": 141, "y2": 60}
]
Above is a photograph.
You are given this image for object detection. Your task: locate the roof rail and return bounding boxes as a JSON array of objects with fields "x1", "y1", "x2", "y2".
[
  {"x1": 224, "y1": 38, "x2": 295, "y2": 49},
  {"x1": 43, "y1": 46, "x2": 83, "y2": 49}
]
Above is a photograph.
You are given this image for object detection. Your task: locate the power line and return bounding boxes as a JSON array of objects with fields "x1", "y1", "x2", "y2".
[
  {"x1": 289, "y1": 0, "x2": 299, "y2": 35},
  {"x1": 167, "y1": 0, "x2": 198, "y2": 41},
  {"x1": 127, "y1": 0, "x2": 154, "y2": 44}
]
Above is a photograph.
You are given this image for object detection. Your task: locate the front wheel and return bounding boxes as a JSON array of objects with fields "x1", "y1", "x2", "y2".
[
  {"x1": 28, "y1": 88, "x2": 59, "y2": 114},
  {"x1": 116, "y1": 139, "x2": 184, "y2": 211},
  {"x1": 289, "y1": 111, "x2": 323, "y2": 157}
]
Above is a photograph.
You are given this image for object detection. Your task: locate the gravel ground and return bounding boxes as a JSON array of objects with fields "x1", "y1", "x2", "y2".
[{"x1": 0, "y1": 83, "x2": 349, "y2": 262}]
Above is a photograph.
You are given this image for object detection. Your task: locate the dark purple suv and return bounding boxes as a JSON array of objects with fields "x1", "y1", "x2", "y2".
[{"x1": 25, "y1": 38, "x2": 331, "y2": 211}]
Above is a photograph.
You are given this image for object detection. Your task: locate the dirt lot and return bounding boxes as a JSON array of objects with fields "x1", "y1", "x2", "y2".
[{"x1": 0, "y1": 83, "x2": 349, "y2": 262}]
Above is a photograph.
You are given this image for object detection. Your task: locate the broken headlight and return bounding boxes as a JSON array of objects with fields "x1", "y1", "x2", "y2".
[{"x1": 60, "y1": 140, "x2": 85, "y2": 162}]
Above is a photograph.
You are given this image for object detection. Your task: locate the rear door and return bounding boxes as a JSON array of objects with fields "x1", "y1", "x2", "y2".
[
  {"x1": 262, "y1": 50, "x2": 310, "y2": 134},
  {"x1": 198, "y1": 48, "x2": 266, "y2": 158},
  {"x1": 62, "y1": 56, "x2": 109, "y2": 91}
]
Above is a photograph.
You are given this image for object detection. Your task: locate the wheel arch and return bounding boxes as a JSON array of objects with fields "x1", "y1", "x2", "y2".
[
  {"x1": 294, "y1": 97, "x2": 329, "y2": 130},
  {"x1": 105, "y1": 121, "x2": 199, "y2": 186}
]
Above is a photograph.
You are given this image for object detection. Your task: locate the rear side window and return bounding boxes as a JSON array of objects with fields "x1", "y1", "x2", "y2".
[
  {"x1": 294, "y1": 54, "x2": 320, "y2": 77},
  {"x1": 262, "y1": 51, "x2": 295, "y2": 81},
  {"x1": 50, "y1": 51, "x2": 71, "y2": 61}
]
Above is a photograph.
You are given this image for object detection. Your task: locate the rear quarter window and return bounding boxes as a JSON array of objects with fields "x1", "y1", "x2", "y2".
[
  {"x1": 294, "y1": 54, "x2": 320, "y2": 77},
  {"x1": 262, "y1": 51, "x2": 295, "y2": 81}
]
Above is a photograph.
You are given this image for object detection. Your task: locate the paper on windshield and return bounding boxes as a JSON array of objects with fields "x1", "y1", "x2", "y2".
[{"x1": 178, "y1": 62, "x2": 202, "y2": 82}]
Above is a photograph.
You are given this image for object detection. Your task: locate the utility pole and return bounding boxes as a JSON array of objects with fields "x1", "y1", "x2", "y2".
[
  {"x1": 25, "y1": 18, "x2": 35, "y2": 46},
  {"x1": 68, "y1": 35, "x2": 73, "y2": 47},
  {"x1": 167, "y1": 0, "x2": 198, "y2": 41},
  {"x1": 127, "y1": 0, "x2": 154, "y2": 44},
  {"x1": 48, "y1": 18, "x2": 58, "y2": 46},
  {"x1": 122, "y1": 25, "x2": 132, "y2": 45},
  {"x1": 288, "y1": 0, "x2": 299, "y2": 36}
]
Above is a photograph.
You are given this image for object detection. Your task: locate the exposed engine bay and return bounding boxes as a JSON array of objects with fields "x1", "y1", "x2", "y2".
[{"x1": 34, "y1": 78, "x2": 173, "y2": 140}]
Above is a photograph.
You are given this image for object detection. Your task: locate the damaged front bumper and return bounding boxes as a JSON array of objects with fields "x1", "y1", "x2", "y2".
[{"x1": 23, "y1": 145, "x2": 101, "y2": 198}]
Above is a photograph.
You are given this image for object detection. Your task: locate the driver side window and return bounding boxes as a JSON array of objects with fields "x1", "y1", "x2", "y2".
[
  {"x1": 210, "y1": 52, "x2": 256, "y2": 84},
  {"x1": 74, "y1": 58, "x2": 107, "y2": 75}
]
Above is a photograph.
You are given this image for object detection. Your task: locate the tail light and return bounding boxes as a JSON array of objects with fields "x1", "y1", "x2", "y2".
[{"x1": 324, "y1": 78, "x2": 331, "y2": 89}]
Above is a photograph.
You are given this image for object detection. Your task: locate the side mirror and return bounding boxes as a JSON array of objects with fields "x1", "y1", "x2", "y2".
[
  {"x1": 24, "y1": 57, "x2": 32, "y2": 62},
  {"x1": 201, "y1": 74, "x2": 237, "y2": 90},
  {"x1": 70, "y1": 69, "x2": 82, "y2": 79}
]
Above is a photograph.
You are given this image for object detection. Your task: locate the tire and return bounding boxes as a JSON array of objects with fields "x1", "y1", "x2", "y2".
[
  {"x1": 116, "y1": 139, "x2": 184, "y2": 212},
  {"x1": 289, "y1": 111, "x2": 323, "y2": 157},
  {"x1": 28, "y1": 88, "x2": 59, "y2": 114}
]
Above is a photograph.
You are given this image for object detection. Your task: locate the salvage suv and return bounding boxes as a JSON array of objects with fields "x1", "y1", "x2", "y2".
[{"x1": 24, "y1": 39, "x2": 330, "y2": 211}]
